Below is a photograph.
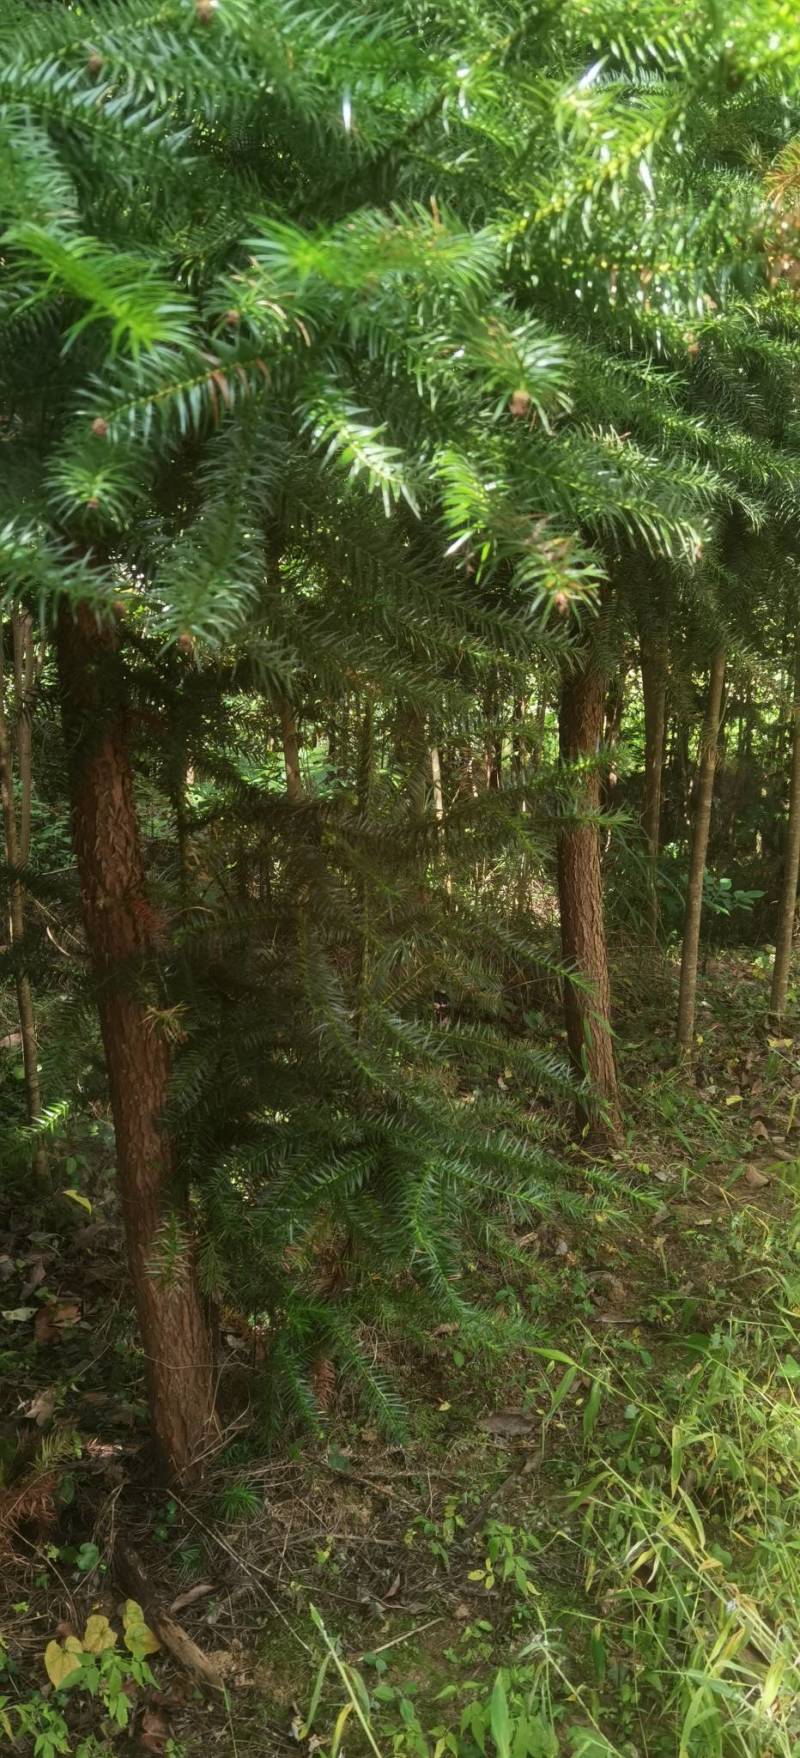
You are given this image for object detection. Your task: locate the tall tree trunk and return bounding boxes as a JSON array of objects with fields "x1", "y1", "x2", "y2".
[
  {"x1": 531, "y1": 683, "x2": 548, "y2": 767},
  {"x1": 676, "y1": 650, "x2": 726, "y2": 1056},
  {"x1": 640, "y1": 632, "x2": 668, "y2": 942},
  {"x1": 430, "y1": 745, "x2": 444, "y2": 822},
  {"x1": 430, "y1": 744, "x2": 452, "y2": 898},
  {"x1": 170, "y1": 743, "x2": 194, "y2": 910},
  {"x1": 556, "y1": 654, "x2": 620, "y2": 1138},
  {"x1": 355, "y1": 697, "x2": 376, "y2": 1031},
  {"x1": 12, "y1": 613, "x2": 37, "y2": 869},
  {"x1": 0, "y1": 615, "x2": 47, "y2": 1177},
  {"x1": 770, "y1": 626, "x2": 800, "y2": 1025},
  {"x1": 483, "y1": 675, "x2": 502, "y2": 789},
  {"x1": 56, "y1": 603, "x2": 214, "y2": 1478},
  {"x1": 600, "y1": 662, "x2": 628, "y2": 815},
  {"x1": 396, "y1": 702, "x2": 427, "y2": 816},
  {"x1": 280, "y1": 699, "x2": 303, "y2": 801},
  {"x1": 511, "y1": 696, "x2": 527, "y2": 779}
]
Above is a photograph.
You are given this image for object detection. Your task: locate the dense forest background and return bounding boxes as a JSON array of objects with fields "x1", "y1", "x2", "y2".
[{"x1": 4, "y1": 2, "x2": 800, "y2": 1755}]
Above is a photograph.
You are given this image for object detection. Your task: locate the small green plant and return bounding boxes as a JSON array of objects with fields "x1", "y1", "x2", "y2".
[
  {"x1": 153, "y1": 1498, "x2": 178, "y2": 1542},
  {"x1": 404, "y1": 1497, "x2": 465, "y2": 1571},
  {"x1": 2, "y1": 1603, "x2": 161, "y2": 1757},
  {"x1": 468, "y1": 1521, "x2": 540, "y2": 1604},
  {"x1": 214, "y1": 1481, "x2": 262, "y2": 1523}
]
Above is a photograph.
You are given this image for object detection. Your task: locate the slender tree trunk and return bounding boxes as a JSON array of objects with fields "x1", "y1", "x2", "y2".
[
  {"x1": 511, "y1": 697, "x2": 527, "y2": 779},
  {"x1": 356, "y1": 697, "x2": 376, "y2": 1031},
  {"x1": 396, "y1": 703, "x2": 427, "y2": 816},
  {"x1": 170, "y1": 743, "x2": 194, "y2": 910},
  {"x1": 531, "y1": 685, "x2": 548, "y2": 767},
  {"x1": 265, "y1": 533, "x2": 305, "y2": 805},
  {"x1": 12, "y1": 613, "x2": 36, "y2": 868},
  {"x1": 484, "y1": 675, "x2": 502, "y2": 789},
  {"x1": 770, "y1": 627, "x2": 800, "y2": 1025},
  {"x1": 430, "y1": 744, "x2": 452, "y2": 899},
  {"x1": 600, "y1": 662, "x2": 628, "y2": 815},
  {"x1": 0, "y1": 616, "x2": 47, "y2": 1177},
  {"x1": 676, "y1": 650, "x2": 726, "y2": 1056},
  {"x1": 430, "y1": 746, "x2": 444, "y2": 822},
  {"x1": 280, "y1": 699, "x2": 303, "y2": 801},
  {"x1": 56, "y1": 603, "x2": 215, "y2": 1478},
  {"x1": 640, "y1": 632, "x2": 668, "y2": 942},
  {"x1": 556, "y1": 654, "x2": 620, "y2": 1138}
]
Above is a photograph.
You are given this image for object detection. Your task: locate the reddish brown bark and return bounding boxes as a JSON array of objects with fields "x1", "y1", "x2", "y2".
[
  {"x1": 56, "y1": 603, "x2": 214, "y2": 1478},
  {"x1": 557, "y1": 655, "x2": 621, "y2": 1138}
]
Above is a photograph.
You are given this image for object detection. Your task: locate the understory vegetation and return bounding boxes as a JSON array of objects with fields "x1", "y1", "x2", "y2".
[{"x1": 4, "y1": 0, "x2": 800, "y2": 1754}]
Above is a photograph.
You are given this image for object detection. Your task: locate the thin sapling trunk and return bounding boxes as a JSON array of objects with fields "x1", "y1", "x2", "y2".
[{"x1": 676, "y1": 650, "x2": 726, "y2": 1056}]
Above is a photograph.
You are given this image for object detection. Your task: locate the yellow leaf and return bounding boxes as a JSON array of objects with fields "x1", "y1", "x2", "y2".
[
  {"x1": 64, "y1": 1188, "x2": 92, "y2": 1214},
  {"x1": 331, "y1": 1701, "x2": 353, "y2": 1758},
  {"x1": 725, "y1": 1094, "x2": 743, "y2": 1106},
  {"x1": 83, "y1": 1614, "x2": 116, "y2": 1654},
  {"x1": 122, "y1": 1599, "x2": 160, "y2": 1657},
  {"x1": 44, "y1": 1638, "x2": 83, "y2": 1688},
  {"x1": 761, "y1": 1657, "x2": 786, "y2": 1710}
]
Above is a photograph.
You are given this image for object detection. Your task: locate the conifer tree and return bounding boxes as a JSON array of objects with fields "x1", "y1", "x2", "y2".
[{"x1": 4, "y1": 0, "x2": 800, "y2": 1466}]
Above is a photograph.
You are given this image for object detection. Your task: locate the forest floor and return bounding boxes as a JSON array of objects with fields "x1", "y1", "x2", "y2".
[{"x1": 2, "y1": 946, "x2": 800, "y2": 1758}]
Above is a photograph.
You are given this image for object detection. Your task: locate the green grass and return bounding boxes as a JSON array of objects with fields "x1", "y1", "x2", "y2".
[
  {"x1": 288, "y1": 964, "x2": 800, "y2": 1758},
  {"x1": 4, "y1": 952, "x2": 800, "y2": 1758}
]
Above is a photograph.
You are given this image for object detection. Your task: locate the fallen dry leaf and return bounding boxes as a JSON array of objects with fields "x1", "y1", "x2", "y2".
[
  {"x1": 25, "y1": 1386, "x2": 57, "y2": 1427},
  {"x1": 34, "y1": 1309, "x2": 58, "y2": 1344},
  {"x1": 35, "y1": 1302, "x2": 81, "y2": 1344},
  {"x1": 73, "y1": 1222, "x2": 111, "y2": 1249},
  {"x1": 479, "y1": 1409, "x2": 535, "y2": 1438},
  {"x1": 139, "y1": 1706, "x2": 171, "y2": 1755},
  {"x1": 169, "y1": 1582, "x2": 216, "y2": 1615},
  {"x1": 20, "y1": 1258, "x2": 47, "y2": 1298},
  {"x1": 743, "y1": 1165, "x2": 771, "y2": 1188}
]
